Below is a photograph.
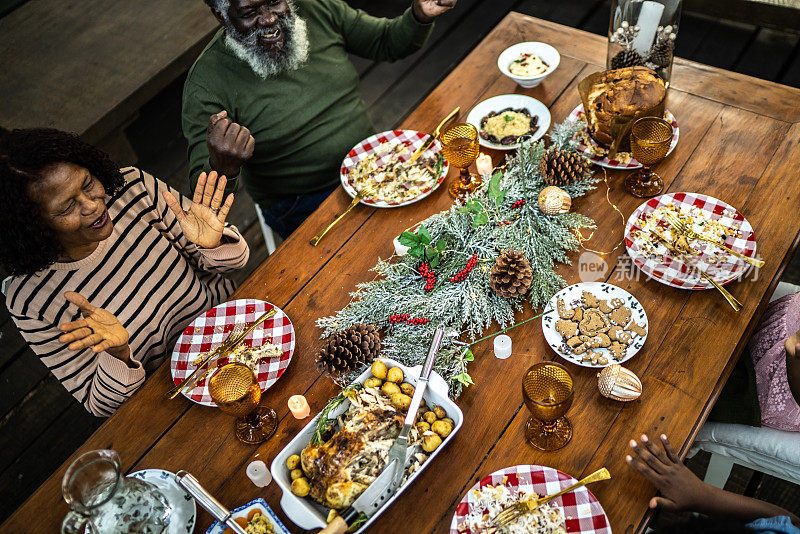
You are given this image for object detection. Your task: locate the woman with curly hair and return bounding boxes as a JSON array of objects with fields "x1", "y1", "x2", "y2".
[{"x1": 1, "y1": 128, "x2": 249, "y2": 416}]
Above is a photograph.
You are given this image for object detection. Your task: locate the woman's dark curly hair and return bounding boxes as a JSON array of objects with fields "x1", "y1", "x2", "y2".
[{"x1": 0, "y1": 128, "x2": 125, "y2": 276}]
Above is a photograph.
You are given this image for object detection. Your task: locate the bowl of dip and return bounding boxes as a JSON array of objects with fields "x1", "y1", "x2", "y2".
[{"x1": 497, "y1": 42, "x2": 560, "y2": 88}]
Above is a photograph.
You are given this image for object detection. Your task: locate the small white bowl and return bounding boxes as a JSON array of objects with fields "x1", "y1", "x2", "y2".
[{"x1": 497, "y1": 42, "x2": 560, "y2": 88}]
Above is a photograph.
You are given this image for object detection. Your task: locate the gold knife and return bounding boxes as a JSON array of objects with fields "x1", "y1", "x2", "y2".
[{"x1": 407, "y1": 106, "x2": 460, "y2": 164}]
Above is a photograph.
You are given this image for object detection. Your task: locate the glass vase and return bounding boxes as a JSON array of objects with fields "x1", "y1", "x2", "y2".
[{"x1": 607, "y1": 0, "x2": 682, "y2": 86}]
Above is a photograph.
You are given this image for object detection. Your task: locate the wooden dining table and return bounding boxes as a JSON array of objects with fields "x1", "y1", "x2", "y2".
[{"x1": 5, "y1": 11, "x2": 800, "y2": 534}]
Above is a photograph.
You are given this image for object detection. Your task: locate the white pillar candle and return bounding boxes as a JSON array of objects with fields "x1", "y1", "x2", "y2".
[
  {"x1": 393, "y1": 236, "x2": 410, "y2": 256},
  {"x1": 632, "y1": 1, "x2": 665, "y2": 57},
  {"x1": 493, "y1": 335, "x2": 512, "y2": 359},
  {"x1": 246, "y1": 460, "x2": 272, "y2": 488},
  {"x1": 288, "y1": 395, "x2": 311, "y2": 419}
]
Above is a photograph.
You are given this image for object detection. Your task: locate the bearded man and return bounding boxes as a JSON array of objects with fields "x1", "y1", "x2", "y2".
[{"x1": 182, "y1": 0, "x2": 457, "y2": 238}]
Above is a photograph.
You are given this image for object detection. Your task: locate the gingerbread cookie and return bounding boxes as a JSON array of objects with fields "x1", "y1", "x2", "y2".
[
  {"x1": 627, "y1": 320, "x2": 647, "y2": 338},
  {"x1": 609, "y1": 305, "x2": 632, "y2": 327},
  {"x1": 574, "y1": 343, "x2": 588, "y2": 355},
  {"x1": 579, "y1": 309, "x2": 604, "y2": 335},
  {"x1": 608, "y1": 341, "x2": 627, "y2": 361},
  {"x1": 555, "y1": 319, "x2": 578, "y2": 339},
  {"x1": 581, "y1": 349, "x2": 609, "y2": 365},
  {"x1": 566, "y1": 336, "x2": 582, "y2": 348},
  {"x1": 595, "y1": 332, "x2": 612, "y2": 348},
  {"x1": 609, "y1": 297, "x2": 625, "y2": 309},
  {"x1": 608, "y1": 326, "x2": 633, "y2": 345},
  {"x1": 598, "y1": 300, "x2": 615, "y2": 314},
  {"x1": 557, "y1": 298, "x2": 575, "y2": 319},
  {"x1": 581, "y1": 291, "x2": 600, "y2": 308},
  {"x1": 572, "y1": 307, "x2": 583, "y2": 323}
]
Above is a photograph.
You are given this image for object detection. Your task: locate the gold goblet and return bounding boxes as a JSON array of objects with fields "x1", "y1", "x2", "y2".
[
  {"x1": 625, "y1": 116, "x2": 674, "y2": 198},
  {"x1": 441, "y1": 122, "x2": 481, "y2": 201},
  {"x1": 209, "y1": 363, "x2": 277, "y2": 445},
  {"x1": 522, "y1": 362, "x2": 574, "y2": 451}
]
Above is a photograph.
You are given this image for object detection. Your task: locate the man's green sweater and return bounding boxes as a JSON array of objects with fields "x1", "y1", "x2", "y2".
[{"x1": 182, "y1": 0, "x2": 433, "y2": 207}]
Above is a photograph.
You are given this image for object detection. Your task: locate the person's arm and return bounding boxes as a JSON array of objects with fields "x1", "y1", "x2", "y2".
[
  {"x1": 330, "y1": 0, "x2": 454, "y2": 62},
  {"x1": 182, "y1": 85, "x2": 254, "y2": 195},
  {"x1": 135, "y1": 167, "x2": 250, "y2": 274},
  {"x1": 8, "y1": 292, "x2": 142, "y2": 417},
  {"x1": 627, "y1": 433, "x2": 800, "y2": 526}
]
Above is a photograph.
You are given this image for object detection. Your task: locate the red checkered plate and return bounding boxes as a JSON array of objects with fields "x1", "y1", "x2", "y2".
[
  {"x1": 340, "y1": 129, "x2": 449, "y2": 208},
  {"x1": 170, "y1": 299, "x2": 295, "y2": 407},
  {"x1": 450, "y1": 465, "x2": 611, "y2": 533},
  {"x1": 568, "y1": 104, "x2": 679, "y2": 169},
  {"x1": 624, "y1": 192, "x2": 758, "y2": 290}
]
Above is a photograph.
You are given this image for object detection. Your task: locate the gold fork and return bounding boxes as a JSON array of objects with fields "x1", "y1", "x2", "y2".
[
  {"x1": 489, "y1": 468, "x2": 611, "y2": 530},
  {"x1": 310, "y1": 184, "x2": 376, "y2": 246},
  {"x1": 652, "y1": 231, "x2": 743, "y2": 311},
  {"x1": 407, "y1": 106, "x2": 461, "y2": 164},
  {"x1": 664, "y1": 212, "x2": 764, "y2": 268}
]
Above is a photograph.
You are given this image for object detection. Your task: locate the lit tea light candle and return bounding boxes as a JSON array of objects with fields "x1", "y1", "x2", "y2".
[
  {"x1": 246, "y1": 460, "x2": 272, "y2": 488},
  {"x1": 476, "y1": 153, "x2": 493, "y2": 177},
  {"x1": 494, "y1": 334, "x2": 512, "y2": 359},
  {"x1": 288, "y1": 395, "x2": 310, "y2": 419}
]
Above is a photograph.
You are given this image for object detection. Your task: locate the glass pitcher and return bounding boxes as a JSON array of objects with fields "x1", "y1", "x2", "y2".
[{"x1": 61, "y1": 449, "x2": 172, "y2": 534}]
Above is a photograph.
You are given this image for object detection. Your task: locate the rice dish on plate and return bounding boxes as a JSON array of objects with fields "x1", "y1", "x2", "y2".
[{"x1": 459, "y1": 480, "x2": 566, "y2": 534}]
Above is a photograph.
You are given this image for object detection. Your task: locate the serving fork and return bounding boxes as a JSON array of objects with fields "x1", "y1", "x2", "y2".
[
  {"x1": 488, "y1": 468, "x2": 611, "y2": 530},
  {"x1": 663, "y1": 212, "x2": 764, "y2": 268},
  {"x1": 310, "y1": 184, "x2": 376, "y2": 246},
  {"x1": 652, "y1": 231, "x2": 743, "y2": 311}
]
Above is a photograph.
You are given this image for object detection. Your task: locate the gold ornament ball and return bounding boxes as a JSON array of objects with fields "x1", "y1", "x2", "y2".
[
  {"x1": 597, "y1": 364, "x2": 642, "y2": 401},
  {"x1": 538, "y1": 186, "x2": 572, "y2": 215}
]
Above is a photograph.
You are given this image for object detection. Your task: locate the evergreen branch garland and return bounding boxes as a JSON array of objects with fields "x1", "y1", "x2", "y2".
[{"x1": 317, "y1": 120, "x2": 598, "y2": 397}]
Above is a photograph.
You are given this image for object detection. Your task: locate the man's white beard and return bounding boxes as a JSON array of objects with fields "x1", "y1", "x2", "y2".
[{"x1": 223, "y1": 15, "x2": 309, "y2": 79}]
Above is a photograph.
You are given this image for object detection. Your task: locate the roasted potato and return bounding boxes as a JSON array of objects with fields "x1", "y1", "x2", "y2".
[
  {"x1": 290, "y1": 468, "x2": 304, "y2": 481},
  {"x1": 371, "y1": 360, "x2": 388, "y2": 380},
  {"x1": 400, "y1": 382, "x2": 415, "y2": 396},
  {"x1": 433, "y1": 405, "x2": 447, "y2": 419},
  {"x1": 291, "y1": 477, "x2": 310, "y2": 497},
  {"x1": 381, "y1": 381, "x2": 401, "y2": 397},
  {"x1": 416, "y1": 421, "x2": 431, "y2": 432},
  {"x1": 431, "y1": 419, "x2": 454, "y2": 438},
  {"x1": 327, "y1": 509, "x2": 338, "y2": 524},
  {"x1": 422, "y1": 431, "x2": 443, "y2": 452},
  {"x1": 363, "y1": 377, "x2": 383, "y2": 388},
  {"x1": 423, "y1": 410, "x2": 438, "y2": 425},
  {"x1": 386, "y1": 366, "x2": 404, "y2": 383},
  {"x1": 286, "y1": 454, "x2": 301, "y2": 470},
  {"x1": 390, "y1": 392, "x2": 412, "y2": 411},
  {"x1": 442, "y1": 417, "x2": 455, "y2": 427}
]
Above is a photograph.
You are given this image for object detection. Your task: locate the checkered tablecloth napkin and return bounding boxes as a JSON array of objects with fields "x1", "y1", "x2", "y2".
[
  {"x1": 450, "y1": 465, "x2": 611, "y2": 533},
  {"x1": 568, "y1": 105, "x2": 679, "y2": 169},
  {"x1": 170, "y1": 299, "x2": 295, "y2": 407},
  {"x1": 339, "y1": 129, "x2": 449, "y2": 208},
  {"x1": 624, "y1": 192, "x2": 757, "y2": 290}
]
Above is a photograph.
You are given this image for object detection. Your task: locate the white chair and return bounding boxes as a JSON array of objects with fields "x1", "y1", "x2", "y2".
[
  {"x1": 690, "y1": 281, "x2": 800, "y2": 489},
  {"x1": 254, "y1": 205, "x2": 281, "y2": 256}
]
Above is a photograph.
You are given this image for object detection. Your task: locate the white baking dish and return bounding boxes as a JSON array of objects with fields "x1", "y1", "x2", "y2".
[{"x1": 271, "y1": 357, "x2": 463, "y2": 532}]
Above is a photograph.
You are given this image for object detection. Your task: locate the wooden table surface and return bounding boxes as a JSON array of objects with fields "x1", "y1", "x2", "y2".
[{"x1": 5, "y1": 12, "x2": 800, "y2": 534}]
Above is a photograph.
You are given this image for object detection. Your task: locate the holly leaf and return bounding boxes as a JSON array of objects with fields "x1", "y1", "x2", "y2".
[
  {"x1": 408, "y1": 245, "x2": 425, "y2": 258},
  {"x1": 454, "y1": 373, "x2": 474, "y2": 386},
  {"x1": 473, "y1": 212, "x2": 489, "y2": 228},
  {"x1": 436, "y1": 239, "x2": 447, "y2": 252},
  {"x1": 398, "y1": 231, "x2": 419, "y2": 247},
  {"x1": 428, "y1": 253, "x2": 440, "y2": 268},
  {"x1": 487, "y1": 173, "x2": 507, "y2": 206},
  {"x1": 417, "y1": 225, "x2": 431, "y2": 245},
  {"x1": 465, "y1": 198, "x2": 483, "y2": 213},
  {"x1": 462, "y1": 349, "x2": 474, "y2": 362}
]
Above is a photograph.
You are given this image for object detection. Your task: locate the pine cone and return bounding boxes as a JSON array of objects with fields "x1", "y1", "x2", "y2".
[
  {"x1": 647, "y1": 41, "x2": 673, "y2": 68},
  {"x1": 610, "y1": 49, "x2": 644, "y2": 69},
  {"x1": 539, "y1": 148, "x2": 590, "y2": 187},
  {"x1": 316, "y1": 323, "x2": 382, "y2": 375},
  {"x1": 489, "y1": 249, "x2": 533, "y2": 299}
]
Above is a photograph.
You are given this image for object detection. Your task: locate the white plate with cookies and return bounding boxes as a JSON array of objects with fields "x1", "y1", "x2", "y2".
[{"x1": 542, "y1": 282, "x2": 648, "y2": 368}]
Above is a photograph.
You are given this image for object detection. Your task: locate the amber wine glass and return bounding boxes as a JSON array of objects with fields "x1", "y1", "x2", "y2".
[
  {"x1": 522, "y1": 362, "x2": 574, "y2": 451},
  {"x1": 209, "y1": 363, "x2": 277, "y2": 444},
  {"x1": 625, "y1": 117, "x2": 673, "y2": 198},
  {"x1": 441, "y1": 122, "x2": 481, "y2": 201}
]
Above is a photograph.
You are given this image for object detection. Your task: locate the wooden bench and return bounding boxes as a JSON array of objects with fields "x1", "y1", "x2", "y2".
[{"x1": 0, "y1": 0, "x2": 219, "y2": 160}]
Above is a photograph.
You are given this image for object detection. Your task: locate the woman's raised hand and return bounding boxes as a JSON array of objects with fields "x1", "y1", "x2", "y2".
[
  {"x1": 163, "y1": 170, "x2": 234, "y2": 249},
  {"x1": 59, "y1": 291, "x2": 131, "y2": 363}
]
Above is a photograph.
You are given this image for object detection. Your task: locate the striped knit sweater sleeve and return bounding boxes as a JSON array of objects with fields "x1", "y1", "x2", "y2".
[{"x1": 6, "y1": 167, "x2": 249, "y2": 416}]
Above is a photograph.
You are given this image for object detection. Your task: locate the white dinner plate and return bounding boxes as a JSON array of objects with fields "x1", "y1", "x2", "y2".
[{"x1": 466, "y1": 94, "x2": 551, "y2": 150}]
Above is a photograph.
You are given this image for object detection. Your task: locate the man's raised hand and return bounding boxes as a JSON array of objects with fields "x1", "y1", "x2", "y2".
[{"x1": 206, "y1": 110, "x2": 255, "y2": 179}]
